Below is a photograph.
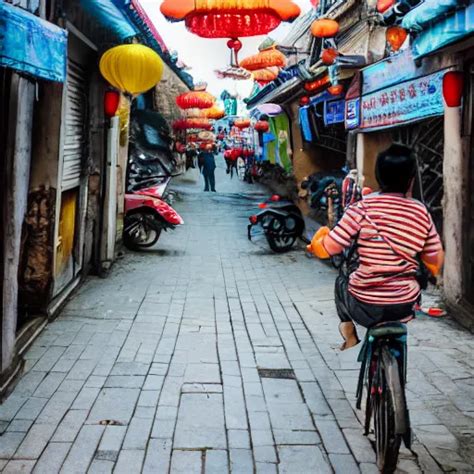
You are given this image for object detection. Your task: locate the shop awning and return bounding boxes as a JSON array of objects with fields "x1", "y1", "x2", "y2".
[
  {"x1": 408, "y1": 3, "x2": 474, "y2": 59},
  {"x1": 402, "y1": 0, "x2": 461, "y2": 32},
  {"x1": 0, "y1": 2, "x2": 67, "y2": 82},
  {"x1": 80, "y1": 0, "x2": 137, "y2": 40}
]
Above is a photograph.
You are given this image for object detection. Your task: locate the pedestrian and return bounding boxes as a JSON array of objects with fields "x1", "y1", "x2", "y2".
[{"x1": 199, "y1": 144, "x2": 217, "y2": 192}]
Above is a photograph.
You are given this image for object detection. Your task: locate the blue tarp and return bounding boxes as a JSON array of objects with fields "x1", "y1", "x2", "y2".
[
  {"x1": 402, "y1": 0, "x2": 460, "y2": 32},
  {"x1": 80, "y1": 0, "x2": 137, "y2": 40},
  {"x1": 0, "y1": 2, "x2": 67, "y2": 82},
  {"x1": 410, "y1": 3, "x2": 474, "y2": 59}
]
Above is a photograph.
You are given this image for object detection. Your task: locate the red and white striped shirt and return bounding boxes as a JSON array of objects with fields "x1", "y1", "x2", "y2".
[{"x1": 328, "y1": 193, "x2": 443, "y2": 305}]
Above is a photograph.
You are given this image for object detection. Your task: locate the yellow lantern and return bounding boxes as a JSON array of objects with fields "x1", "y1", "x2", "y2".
[{"x1": 99, "y1": 44, "x2": 164, "y2": 95}]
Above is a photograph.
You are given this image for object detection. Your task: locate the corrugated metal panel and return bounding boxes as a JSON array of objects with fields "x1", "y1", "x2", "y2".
[{"x1": 62, "y1": 59, "x2": 87, "y2": 190}]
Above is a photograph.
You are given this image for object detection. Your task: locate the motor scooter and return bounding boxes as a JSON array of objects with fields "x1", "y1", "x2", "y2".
[
  {"x1": 248, "y1": 195, "x2": 307, "y2": 253},
  {"x1": 123, "y1": 152, "x2": 183, "y2": 251}
]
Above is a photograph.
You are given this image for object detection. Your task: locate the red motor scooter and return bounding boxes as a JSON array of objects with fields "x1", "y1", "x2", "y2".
[{"x1": 123, "y1": 154, "x2": 184, "y2": 251}]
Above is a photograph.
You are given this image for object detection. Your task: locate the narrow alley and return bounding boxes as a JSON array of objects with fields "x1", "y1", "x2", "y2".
[{"x1": 0, "y1": 163, "x2": 472, "y2": 473}]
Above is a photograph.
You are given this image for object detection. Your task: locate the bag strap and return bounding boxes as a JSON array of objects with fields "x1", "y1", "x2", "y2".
[{"x1": 360, "y1": 203, "x2": 417, "y2": 265}]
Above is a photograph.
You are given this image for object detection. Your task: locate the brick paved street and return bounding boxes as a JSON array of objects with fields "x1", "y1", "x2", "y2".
[{"x1": 0, "y1": 161, "x2": 473, "y2": 473}]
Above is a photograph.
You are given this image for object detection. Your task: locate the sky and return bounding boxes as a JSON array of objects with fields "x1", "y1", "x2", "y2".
[{"x1": 141, "y1": 0, "x2": 311, "y2": 98}]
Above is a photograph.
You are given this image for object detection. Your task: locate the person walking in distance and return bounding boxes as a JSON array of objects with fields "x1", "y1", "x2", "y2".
[{"x1": 200, "y1": 144, "x2": 217, "y2": 192}]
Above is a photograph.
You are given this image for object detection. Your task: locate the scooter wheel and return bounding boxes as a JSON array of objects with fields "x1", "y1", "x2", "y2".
[{"x1": 123, "y1": 213, "x2": 162, "y2": 251}]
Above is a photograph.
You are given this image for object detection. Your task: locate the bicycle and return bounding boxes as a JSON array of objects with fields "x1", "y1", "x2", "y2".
[{"x1": 356, "y1": 321, "x2": 412, "y2": 473}]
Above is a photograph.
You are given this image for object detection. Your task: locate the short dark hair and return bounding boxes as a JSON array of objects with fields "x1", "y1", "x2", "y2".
[{"x1": 375, "y1": 144, "x2": 416, "y2": 194}]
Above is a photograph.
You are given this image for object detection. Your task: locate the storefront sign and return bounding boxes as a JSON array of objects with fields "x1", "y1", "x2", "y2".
[
  {"x1": 345, "y1": 98, "x2": 360, "y2": 129},
  {"x1": 0, "y1": 2, "x2": 67, "y2": 82},
  {"x1": 360, "y1": 70, "x2": 445, "y2": 130},
  {"x1": 324, "y1": 100, "x2": 345, "y2": 126}
]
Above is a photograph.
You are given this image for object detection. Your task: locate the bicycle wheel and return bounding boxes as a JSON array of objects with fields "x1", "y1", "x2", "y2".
[{"x1": 373, "y1": 350, "x2": 402, "y2": 474}]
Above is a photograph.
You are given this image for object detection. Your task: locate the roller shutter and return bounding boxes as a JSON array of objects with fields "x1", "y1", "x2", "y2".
[{"x1": 61, "y1": 59, "x2": 87, "y2": 190}]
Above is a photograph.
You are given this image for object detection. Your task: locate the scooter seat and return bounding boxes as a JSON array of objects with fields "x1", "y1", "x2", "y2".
[{"x1": 368, "y1": 322, "x2": 407, "y2": 338}]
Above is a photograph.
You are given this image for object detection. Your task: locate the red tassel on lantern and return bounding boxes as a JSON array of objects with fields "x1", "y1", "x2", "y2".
[
  {"x1": 104, "y1": 90, "x2": 120, "y2": 118},
  {"x1": 443, "y1": 71, "x2": 464, "y2": 107}
]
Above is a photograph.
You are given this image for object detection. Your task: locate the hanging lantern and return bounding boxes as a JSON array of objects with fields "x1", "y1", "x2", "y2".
[
  {"x1": 161, "y1": 0, "x2": 301, "y2": 38},
  {"x1": 176, "y1": 91, "x2": 215, "y2": 110},
  {"x1": 299, "y1": 96, "x2": 310, "y2": 106},
  {"x1": 321, "y1": 48, "x2": 339, "y2": 66},
  {"x1": 443, "y1": 71, "x2": 464, "y2": 107},
  {"x1": 311, "y1": 19, "x2": 339, "y2": 38},
  {"x1": 254, "y1": 120, "x2": 270, "y2": 133},
  {"x1": 172, "y1": 118, "x2": 213, "y2": 130},
  {"x1": 202, "y1": 105, "x2": 226, "y2": 119},
  {"x1": 104, "y1": 90, "x2": 120, "y2": 118},
  {"x1": 304, "y1": 75, "x2": 330, "y2": 93},
  {"x1": 386, "y1": 26, "x2": 408, "y2": 52},
  {"x1": 234, "y1": 118, "x2": 251, "y2": 129},
  {"x1": 377, "y1": 0, "x2": 395, "y2": 13},
  {"x1": 240, "y1": 49, "x2": 287, "y2": 71},
  {"x1": 328, "y1": 84, "x2": 344, "y2": 96},
  {"x1": 252, "y1": 67, "x2": 279, "y2": 84},
  {"x1": 99, "y1": 45, "x2": 164, "y2": 95}
]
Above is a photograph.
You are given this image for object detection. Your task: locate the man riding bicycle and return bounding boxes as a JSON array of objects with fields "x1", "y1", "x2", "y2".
[{"x1": 307, "y1": 144, "x2": 444, "y2": 350}]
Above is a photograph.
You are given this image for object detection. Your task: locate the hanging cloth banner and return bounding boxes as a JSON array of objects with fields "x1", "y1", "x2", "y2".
[
  {"x1": 299, "y1": 107, "x2": 313, "y2": 142},
  {"x1": 0, "y1": 2, "x2": 67, "y2": 82},
  {"x1": 408, "y1": 3, "x2": 474, "y2": 59}
]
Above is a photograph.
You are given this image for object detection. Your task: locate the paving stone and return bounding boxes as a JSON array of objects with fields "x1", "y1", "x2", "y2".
[
  {"x1": 316, "y1": 419, "x2": 351, "y2": 454},
  {"x1": 60, "y1": 424, "x2": 104, "y2": 472},
  {"x1": 0, "y1": 432, "x2": 26, "y2": 458},
  {"x1": 229, "y1": 448, "x2": 254, "y2": 473},
  {"x1": 278, "y1": 445, "x2": 331, "y2": 474},
  {"x1": 52, "y1": 409, "x2": 88, "y2": 442},
  {"x1": 87, "y1": 460, "x2": 115, "y2": 473},
  {"x1": 114, "y1": 449, "x2": 145, "y2": 473},
  {"x1": 142, "y1": 438, "x2": 172, "y2": 473},
  {"x1": 14, "y1": 398, "x2": 48, "y2": 421},
  {"x1": 33, "y1": 442, "x2": 72, "y2": 474},
  {"x1": 342, "y1": 429, "x2": 377, "y2": 464},
  {"x1": 0, "y1": 396, "x2": 28, "y2": 422},
  {"x1": 254, "y1": 445, "x2": 278, "y2": 464},
  {"x1": 174, "y1": 393, "x2": 226, "y2": 449},
  {"x1": 170, "y1": 449, "x2": 202, "y2": 473},
  {"x1": 205, "y1": 449, "x2": 229, "y2": 473},
  {"x1": 122, "y1": 416, "x2": 153, "y2": 450},
  {"x1": 228, "y1": 429, "x2": 251, "y2": 449},
  {"x1": 3, "y1": 459, "x2": 36, "y2": 473},
  {"x1": 329, "y1": 453, "x2": 360, "y2": 473},
  {"x1": 6, "y1": 418, "x2": 34, "y2": 433},
  {"x1": 87, "y1": 388, "x2": 140, "y2": 425}
]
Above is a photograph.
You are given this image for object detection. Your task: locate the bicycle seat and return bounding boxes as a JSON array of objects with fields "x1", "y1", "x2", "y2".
[{"x1": 368, "y1": 322, "x2": 407, "y2": 338}]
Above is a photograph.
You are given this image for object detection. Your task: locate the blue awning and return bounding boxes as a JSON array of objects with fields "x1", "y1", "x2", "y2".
[
  {"x1": 80, "y1": 0, "x2": 137, "y2": 40},
  {"x1": 410, "y1": 3, "x2": 474, "y2": 59},
  {"x1": 0, "y1": 2, "x2": 67, "y2": 82},
  {"x1": 402, "y1": 0, "x2": 460, "y2": 32}
]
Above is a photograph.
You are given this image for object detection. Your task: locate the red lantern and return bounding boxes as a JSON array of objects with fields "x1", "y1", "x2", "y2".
[
  {"x1": 161, "y1": 0, "x2": 301, "y2": 39},
  {"x1": 234, "y1": 118, "x2": 251, "y2": 129},
  {"x1": 104, "y1": 90, "x2": 120, "y2": 118},
  {"x1": 377, "y1": 0, "x2": 395, "y2": 13},
  {"x1": 321, "y1": 48, "x2": 339, "y2": 66},
  {"x1": 254, "y1": 120, "x2": 270, "y2": 133},
  {"x1": 299, "y1": 96, "x2": 310, "y2": 106},
  {"x1": 328, "y1": 84, "x2": 344, "y2": 96},
  {"x1": 176, "y1": 91, "x2": 215, "y2": 110},
  {"x1": 386, "y1": 26, "x2": 408, "y2": 52},
  {"x1": 172, "y1": 118, "x2": 213, "y2": 130},
  {"x1": 311, "y1": 19, "x2": 339, "y2": 38},
  {"x1": 443, "y1": 71, "x2": 464, "y2": 107},
  {"x1": 240, "y1": 49, "x2": 287, "y2": 71}
]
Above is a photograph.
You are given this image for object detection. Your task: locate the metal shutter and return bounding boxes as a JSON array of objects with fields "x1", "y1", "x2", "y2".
[{"x1": 62, "y1": 59, "x2": 87, "y2": 190}]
